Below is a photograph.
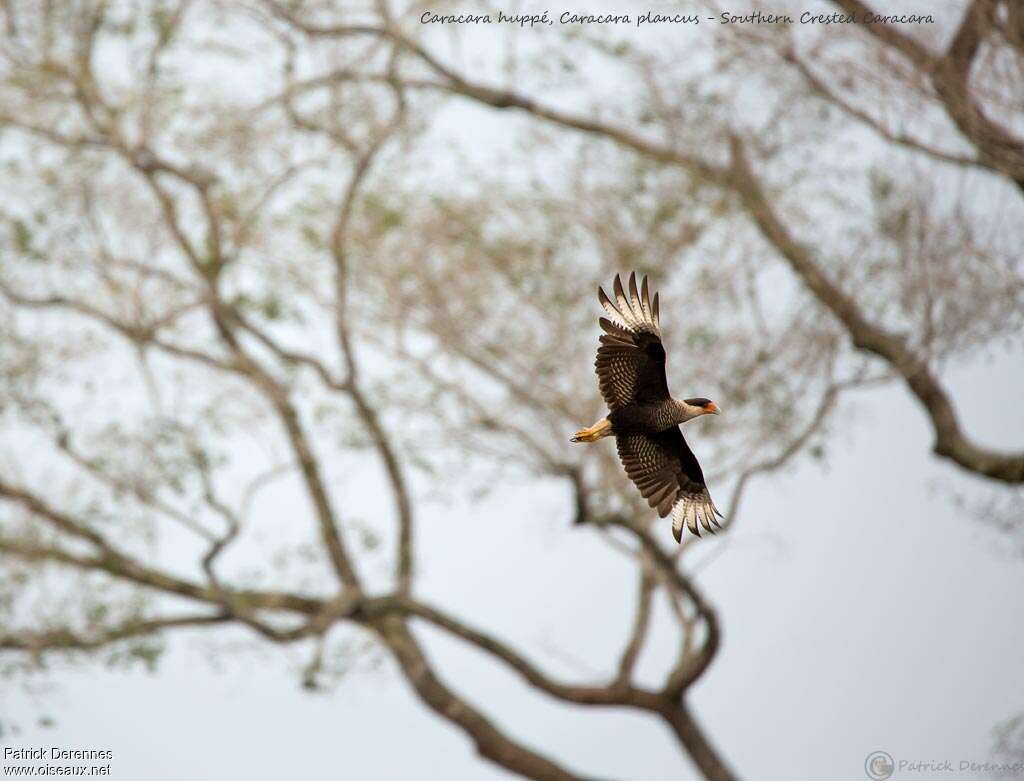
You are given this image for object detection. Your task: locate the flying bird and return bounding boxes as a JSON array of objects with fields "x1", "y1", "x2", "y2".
[{"x1": 572, "y1": 272, "x2": 723, "y2": 541}]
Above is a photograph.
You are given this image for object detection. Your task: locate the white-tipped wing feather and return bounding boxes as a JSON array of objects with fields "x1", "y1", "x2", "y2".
[
  {"x1": 671, "y1": 492, "x2": 724, "y2": 542},
  {"x1": 597, "y1": 272, "x2": 661, "y2": 337}
]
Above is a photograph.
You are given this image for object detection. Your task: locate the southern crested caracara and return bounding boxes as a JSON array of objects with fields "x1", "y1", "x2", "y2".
[{"x1": 572, "y1": 272, "x2": 723, "y2": 542}]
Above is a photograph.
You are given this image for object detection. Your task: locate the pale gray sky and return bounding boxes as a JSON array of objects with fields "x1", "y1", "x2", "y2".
[{"x1": 6, "y1": 355, "x2": 1022, "y2": 780}]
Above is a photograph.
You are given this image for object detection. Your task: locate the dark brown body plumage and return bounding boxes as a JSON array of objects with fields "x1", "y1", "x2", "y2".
[{"x1": 608, "y1": 402, "x2": 687, "y2": 435}]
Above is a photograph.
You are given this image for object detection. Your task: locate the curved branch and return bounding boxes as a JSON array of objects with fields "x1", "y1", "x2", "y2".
[
  {"x1": 832, "y1": 0, "x2": 1024, "y2": 190},
  {"x1": 727, "y1": 136, "x2": 1024, "y2": 483},
  {"x1": 322, "y1": 97, "x2": 415, "y2": 593},
  {"x1": 658, "y1": 703, "x2": 738, "y2": 781},
  {"x1": 371, "y1": 614, "x2": 617, "y2": 781},
  {"x1": 829, "y1": 0, "x2": 933, "y2": 67},
  {"x1": 617, "y1": 524, "x2": 720, "y2": 697},
  {"x1": 784, "y1": 49, "x2": 985, "y2": 172},
  {"x1": 0, "y1": 613, "x2": 231, "y2": 654},
  {"x1": 0, "y1": 482, "x2": 323, "y2": 615},
  {"x1": 364, "y1": 596, "x2": 661, "y2": 707},
  {"x1": 198, "y1": 292, "x2": 363, "y2": 591},
  {"x1": 719, "y1": 380, "x2": 844, "y2": 531},
  {"x1": 614, "y1": 566, "x2": 655, "y2": 686}
]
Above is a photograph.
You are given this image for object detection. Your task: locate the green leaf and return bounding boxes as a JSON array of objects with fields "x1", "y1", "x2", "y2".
[
  {"x1": 261, "y1": 296, "x2": 282, "y2": 321},
  {"x1": 12, "y1": 219, "x2": 35, "y2": 256},
  {"x1": 301, "y1": 225, "x2": 321, "y2": 248}
]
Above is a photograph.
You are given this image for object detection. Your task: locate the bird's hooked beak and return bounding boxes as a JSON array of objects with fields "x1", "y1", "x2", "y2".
[{"x1": 704, "y1": 401, "x2": 721, "y2": 415}]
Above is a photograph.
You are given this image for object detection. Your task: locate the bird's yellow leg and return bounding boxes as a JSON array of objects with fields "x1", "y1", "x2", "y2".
[{"x1": 571, "y1": 418, "x2": 612, "y2": 443}]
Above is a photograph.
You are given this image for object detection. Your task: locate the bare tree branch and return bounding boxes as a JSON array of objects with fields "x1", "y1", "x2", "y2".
[
  {"x1": 0, "y1": 613, "x2": 231, "y2": 654},
  {"x1": 614, "y1": 566, "x2": 656, "y2": 686},
  {"x1": 726, "y1": 136, "x2": 1024, "y2": 483},
  {"x1": 370, "y1": 614, "x2": 618, "y2": 781},
  {"x1": 832, "y1": 0, "x2": 1024, "y2": 189}
]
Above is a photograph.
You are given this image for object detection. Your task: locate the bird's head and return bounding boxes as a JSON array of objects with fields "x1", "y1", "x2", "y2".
[{"x1": 683, "y1": 397, "x2": 721, "y2": 417}]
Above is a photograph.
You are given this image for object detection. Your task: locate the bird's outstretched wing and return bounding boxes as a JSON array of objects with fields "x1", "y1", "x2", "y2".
[
  {"x1": 616, "y1": 427, "x2": 723, "y2": 540},
  {"x1": 595, "y1": 272, "x2": 669, "y2": 410}
]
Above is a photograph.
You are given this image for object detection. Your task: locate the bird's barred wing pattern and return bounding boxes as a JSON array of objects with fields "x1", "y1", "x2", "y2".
[
  {"x1": 616, "y1": 427, "x2": 722, "y2": 541},
  {"x1": 616, "y1": 433, "x2": 682, "y2": 517},
  {"x1": 595, "y1": 273, "x2": 669, "y2": 410}
]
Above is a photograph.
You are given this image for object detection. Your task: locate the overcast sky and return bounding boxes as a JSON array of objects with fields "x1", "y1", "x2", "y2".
[{"x1": 7, "y1": 352, "x2": 1022, "y2": 781}]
